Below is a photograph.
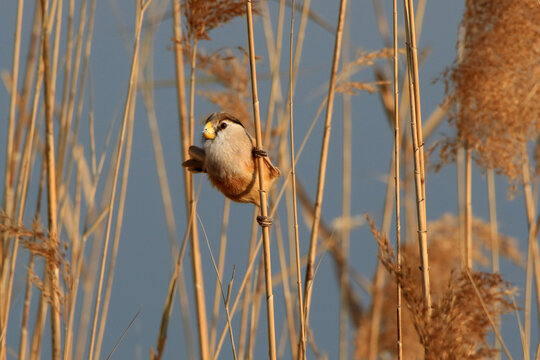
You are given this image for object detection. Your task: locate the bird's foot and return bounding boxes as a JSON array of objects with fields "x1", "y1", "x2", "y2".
[
  {"x1": 256, "y1": 215, "x2": 273, "y2": 227},
  {"x1": 252, "y1": 147, "x2": 268, "y2": 158}
]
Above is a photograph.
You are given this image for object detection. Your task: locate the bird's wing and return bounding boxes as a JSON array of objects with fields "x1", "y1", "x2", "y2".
[
  {"x1": 182, "y1": 146, "x2": 206, "y2": 173},
  {"x1": 182, "y1": 159, "x2": 205, "y2": 173},
  {"x1": 188, "y1": 146, "x2": 206, "y2": 162}
]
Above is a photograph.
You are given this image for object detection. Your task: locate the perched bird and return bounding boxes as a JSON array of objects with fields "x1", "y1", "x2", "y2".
[{"x1": 182, "y1": 112, "x2": 281, "y2": 207}]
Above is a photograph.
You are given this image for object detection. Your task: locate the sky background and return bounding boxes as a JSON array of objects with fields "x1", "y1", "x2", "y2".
[{"x1": 0, "y1": 0, "x2": 535, "y2": 359}]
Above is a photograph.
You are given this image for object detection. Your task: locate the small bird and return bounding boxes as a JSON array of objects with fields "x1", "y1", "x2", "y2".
[{"x1": 182, "y1": 112, "x2": 281, "y2": 207}]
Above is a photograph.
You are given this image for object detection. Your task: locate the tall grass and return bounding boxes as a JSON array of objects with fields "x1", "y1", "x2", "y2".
[{"x1": 1, "y1": 0, "x2": 539, "y2": 359}]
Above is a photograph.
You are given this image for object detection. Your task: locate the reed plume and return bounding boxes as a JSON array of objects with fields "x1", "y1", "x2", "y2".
[
  {"x1": 440, "y1": 0, "x2": 540, "y2": 181},
  {"x1": 356, "y1": 214, "x2": 520, "y2": 359}
]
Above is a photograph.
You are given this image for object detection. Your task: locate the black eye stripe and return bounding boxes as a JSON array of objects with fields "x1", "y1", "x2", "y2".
[
  {"x1": 220, "y1": 117, "x2": 244, "y2": 128},
  {"x1": 216, "y1": 117, "x2": 245, "y2": 132}
]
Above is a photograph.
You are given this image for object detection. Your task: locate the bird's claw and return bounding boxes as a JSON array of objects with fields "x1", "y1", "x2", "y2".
[
  {"x1": 256, "y1": 215, "x2": 273, "y2": 227},
  {"x1": 252, "y1": 147, "x2": 268, "y2": 158}
]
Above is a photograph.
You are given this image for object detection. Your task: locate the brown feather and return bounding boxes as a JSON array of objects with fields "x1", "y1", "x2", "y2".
[
  {"x1": 182, "y1": 159, "x2": 205, "y2": 173},
  {"x1": 188, "y1": 145, "x2": 206, "y2": 162}
]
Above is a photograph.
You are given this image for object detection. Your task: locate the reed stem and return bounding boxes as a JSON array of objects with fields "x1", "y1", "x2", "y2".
[
  {"x1": 393, "y1": 0, "x2": 402, "y2": 357},
  {"x1": 246, "y1": 1, "x2": 277, "y2": 358},
  {"x1": 303, "y1": 0, "x2": 348, "y2": 328},
  {"x1": 402, "y1": 0, "x2": 431, "y2": 318}
]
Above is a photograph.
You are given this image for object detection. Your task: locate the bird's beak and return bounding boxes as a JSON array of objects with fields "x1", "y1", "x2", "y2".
[{"x1": 203, "y1": 122, "x2": 216, "y2": 140}]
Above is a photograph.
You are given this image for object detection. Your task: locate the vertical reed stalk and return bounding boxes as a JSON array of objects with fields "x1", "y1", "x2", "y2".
[
  {"x1": 338, "y1": 11, "x2": 351, "y2": 360},
  {"x1": 94, "y1": 78, "x2": 137, "y2": 359},
  {"x1": 393, "y1": 0, "x2": 402, "y2": 357},
  {"x1": 40, "y1": 0, "x2": 62, "y2": 358},
  {"x1": 209, "y1": 199, "x2": 230, "y2": 353},
  {"x1": 457, "y1": 148, "x2": 466, "y2": 267},
  {"x1": 171, "y1": 3, "x2": 196, "y2": 356},
  {"x1": 1, "y1": 1, "x2": 25, "y2": 354},
  {"x1": 10, "y1": 66, "x2": 40, "y2": 360},
  {"x1": 274, "y1": 218, "x2": 297, "y2": 359},
  {"x1": 245, "y1": 1, "x2": 277, "y2": 358},
  {"x1": 287, "y1": 1, "x2": 306, "y2": 358},
  {"x1": 303, "y1": 0, "x2": 348, "y2": 328},
  {"x1": 172, "y1": 0, "x2": 189, "y2": 167},
  {"x1": 260, "y1": 0, "x2": 285, "y2": 133},
  {"x1": 402, "y1": 0, "x2": 431, "y2": 316},
  {"x1": 152, "y1": 202, "x2": 196, "y2": 360},
  {"x1": 465, "y1": 147, "x2": 472, "y2": 268},
  {"x1": 487, "y1": 168, "x2": 500, "y2": 358},
  {"x1": 522, "y1": 152, "x2": 540, "y2": 360},
  {"x1": 237, "y1": 210, "x2": 259, "y2": 359},
  {"x1": 487, "y1": 169, "x2": 499, "y2": 272},
  {"x1": 2, "y1": 0, "x2": 24, "y2": 227},
  {"x1": 186, "y1": 23, "x2": 209, "y2": 360}
]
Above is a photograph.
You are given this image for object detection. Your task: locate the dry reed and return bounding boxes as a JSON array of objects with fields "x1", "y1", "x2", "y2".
[
  {"x1": 1, "y1": 1, "x2": 537, "y2": 359},
  {"x1": 358, "y1": 214, "x2": 520, "y2": 359},
  {"x1": 246, "y1": 1, "x2": 277, "y2": 358},
  {"x1": 303, "y1": 0, "x2": 348, "y2": 330}
]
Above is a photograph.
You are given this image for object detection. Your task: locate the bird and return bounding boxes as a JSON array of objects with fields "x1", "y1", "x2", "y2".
[{"x1": 182, "y1": 112, "x2": 281, "y2": 207}]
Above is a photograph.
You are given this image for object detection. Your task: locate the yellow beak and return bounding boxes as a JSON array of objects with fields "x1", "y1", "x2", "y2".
[{"x1": 203, "y1": 122, "x2": 216, "y2": 139}]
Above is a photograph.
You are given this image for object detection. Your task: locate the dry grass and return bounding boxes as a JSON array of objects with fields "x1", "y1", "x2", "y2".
[
  {"x1": 440, "y1": 0, "x2": 540, "y2": 181},
  {"x1": 1, "y1": 1, "x2": 539, "y2": 359},
  {"x1": 356, "y1": 215, "x2": 519, "y2": 359},
  {"x1": 197, "y1": 50, "x2": 252, "y2": 122}
]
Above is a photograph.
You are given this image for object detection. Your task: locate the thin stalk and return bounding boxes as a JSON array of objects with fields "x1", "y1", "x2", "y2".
[
  {"x1": 199, "y1": 216, "x2": 237, "y2": 360},
  {"x1": 287, "y1": 0, "x2": 306, "y2": 358},
  {"x1": 87, "y1": 2, "x2": 153, "y2": 359},
  {"x1": 466, "y1": 269, "x2": 513, "y2": 360},
  {"x1": 9, "y1": 65, "x2": 40, "y2": 360},
  {"x1": 338, "y1": 10, "x2": 351, "y2": 360},
  {"x1": 94, "y1": 75, "x2": 137, "y2": 360},
  {"x1": 12, "y1": 0, "x2": 41, "y2": 167},
  {"x1": 403, "y1": 0, "x2": 431, "y2": 317},
  {"x1": 404, "y1": 0, "x2": 425, "y2": 197},
  {"x1": 186, "y1": 26, "x2": 209, "y2": 360},
  {"x1": 246, "y1": 1, "x2": 277, "y2": 358},
  {"x1": 57, "y1": 0, "x2": 86, "y2": 183},
  {"x1": 274, "y1": 217, "x2": 297, "y2": 360},
  {"x1": 393, "y1": 0, "x2": 402, "y2": 357},
  {"x1": 151, "y1": 199, "x2": 196, "y2": 360},
  {"x1": 28, "y1": 163, "x2": 47, "y2": 360},
  {"x1": 172, "y1": 3, "x2": 196, "y2": 357},
  {"x1": 29, "y1": 272, "x2": 49, "y2": 360},
  {"x1": 303, "y1": 0, "x2": 348, "y2": 328},
  {"x1": 247, "y1": 259, "x2": 265, "y2": 360},
  {"x1": 465, "y1": 147, "x2": 472, "y2": 268},
  {"x1": 1, "y1": 0, "x2": 25, "y2": 352},
  {"x1": 4, "y1": 37, "x2": 42, "y2": 360},
  {"x1": 2, "y1": 0, "x2": 24, "y2": 231},
  {"x1": 487, "y1": 168, "x2": 500, "y2": 358},
  {"x1": 457, "y1": 147, "x2": 465, "y2": 267},
  {"x1": 40, "y1": 0, "x2": 62, "y2": 357},
  {"x1": 261, "y1": 0, "x2": 285, "y2": 136},
  {"x1": 172, "y1": 0, "x2": 190, "y2": 194},
  {"x1": 209, "y1": 199, "x2": 230, "y2": 355},
  {"x1": 237, "y1": 210, "x2": 259, "y2": 359},
  {"x1": 19, "y1": 254, "x2": 35, "y2": 360},
  {"x1": 64, "y1": 1, "x2": 97, "y2": 356},
  {"x1": 522, "y1": 152, "x2": 540, "y2": 360},
  {"x1": 19, "y1": 133, "x2": 45, "y2": 360}
]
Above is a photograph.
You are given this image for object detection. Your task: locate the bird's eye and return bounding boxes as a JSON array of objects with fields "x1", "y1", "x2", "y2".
[{"x1": 219, "y1": 122, "x2": 228, "y2": 130}]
